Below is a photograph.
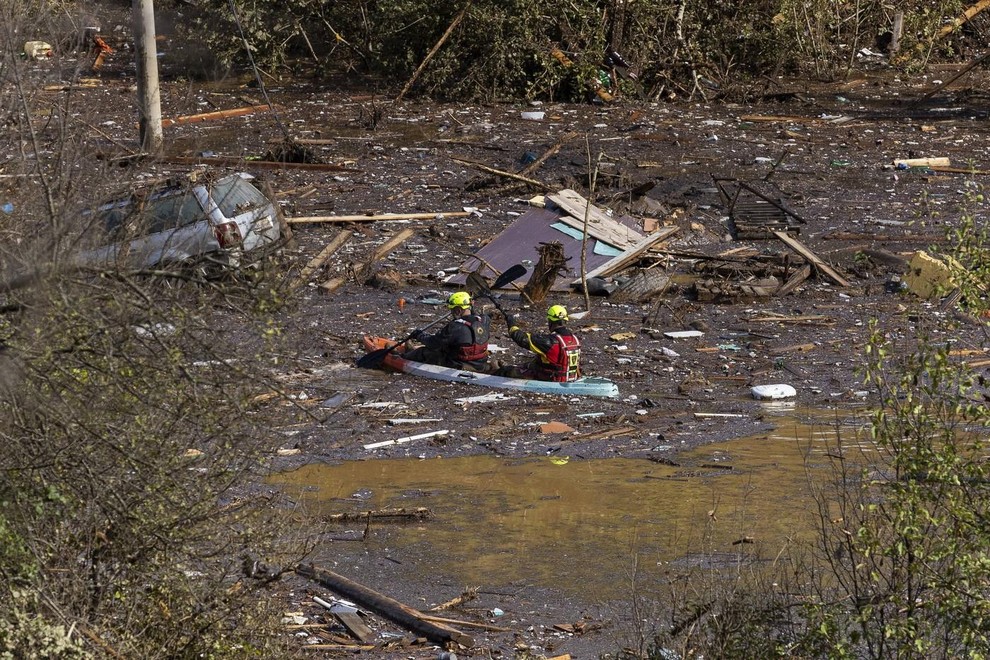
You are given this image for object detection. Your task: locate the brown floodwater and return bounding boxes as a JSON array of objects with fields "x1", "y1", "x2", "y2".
[{"x1": 270, "y1": 406, "x2": 874, "y2": 600}]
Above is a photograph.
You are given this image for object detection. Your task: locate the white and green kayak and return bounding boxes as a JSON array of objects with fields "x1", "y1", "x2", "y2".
[{"x1": 363, "y1": 336, "x2": 619, "y2": 398}]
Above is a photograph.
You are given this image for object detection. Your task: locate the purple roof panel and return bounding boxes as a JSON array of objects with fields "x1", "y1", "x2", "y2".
[{"x1": 450, "y1": 208, "x2": 619, "y2": 290}]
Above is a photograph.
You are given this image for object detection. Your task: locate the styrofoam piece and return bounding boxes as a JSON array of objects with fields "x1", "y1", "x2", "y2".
[
  {"x1": 664, "y1": 330, "x2": 704, "y2": 339},
  {"x1": 751, "y1": 384, "x2": 797, "y2": 400}
]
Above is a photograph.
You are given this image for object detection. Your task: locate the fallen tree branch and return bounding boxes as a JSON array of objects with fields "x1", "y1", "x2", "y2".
[
  {"x1": 450, "y1": 157, "x2": 549, "y2": 190},
  {"x1": 295, "y1": 564, "x2": 475, "y2": 648},
  {"x1": 323, "y1": 507, "x2": 432, "y2": 523},
  {"x1": 396, "y1": 1, "x2": 473, "y2": 102}
]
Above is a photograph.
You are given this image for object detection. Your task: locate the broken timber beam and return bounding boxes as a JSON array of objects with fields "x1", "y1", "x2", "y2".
[
  {"x1": 288, "y1": 211, "x2": 470, "y2": 224},
  {"x1": 290, "y1": 230, "x2": 353, "y2": 289},
  {"x1": 324, "y1": 507, "x2": 431, "y2": 522},
  {"x1": 491, "y1": 132, "x2": 580, "y2": 194},
  {"x1": 571, "y1": 226, "x2": 678, "y2": 286},
  {"x1": 160, "y1": 104, "x2": 278, "y2": 127},
  {"x1": 775, "y1": 263, "x2": 812, "y2": 296},
  {"x1": 771, "y1": 231, "x2": 850, "y2": 287},
  {"x1": 936, "y1": 0, "x2": 990, "y2": 40},
  {"x1": 295, "y1": 564, "x2": 475, "y2": 648},
  {"x1": 318, "y1": 227, "x2": 417, "y2": 292},
  {"x1": 164, "y1": 156, "x2": 361, "y2": 173}
]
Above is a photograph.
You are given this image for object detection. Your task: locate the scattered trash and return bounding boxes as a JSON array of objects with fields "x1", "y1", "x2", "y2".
[
  {"x1": 540, "y1": 421, "x2": 574, "y2": 434},
  {"x1": 1, "y1": 202, "x2": 13, "y2": 214},
  {"x1": 454, "y1": 392, "x2": 515, "y2": 404},
  {"x1": 312, "y1": 595, "x2": 359, "y2": 614},
  {"x1": 23, "y1": 41, "x2": 52, "y2": 60},
  {"x1": 664, "y1": 330, "x2": 704, "y2": 339},
  {"x1": 132, "y1": 323, "x2": 176, "y2": 338},
  {"x1": 751, "y1": 384, "x2": 797, "y2": 400},
  {"x1": 693, "y1": 412, "x2": 747, "y2": 418},
  {"x1": 903, "y1": 250, "x2": 956, "y2": 299},
  {"x1": 893, "y1": 156, "x2": 949, "y2": 169},
  {"x1": 364, "y1": 429, "x2": 450, "y2": 450},
  {"x1": 520, "y1": 111, "x2": 545, "y2": 121}
]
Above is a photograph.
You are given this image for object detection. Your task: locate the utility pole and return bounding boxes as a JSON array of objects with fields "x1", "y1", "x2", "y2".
[{"x1": 133, "y1": 0, "x2": 163, "y2": 153}]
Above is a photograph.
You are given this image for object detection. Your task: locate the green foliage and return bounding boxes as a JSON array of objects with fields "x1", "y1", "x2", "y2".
[
  {"x1": 163, "y1": 0, "x2": 982, "y2": 100},
  {"x1": 0, "y1": 275, "x2": 295, "y2": 657},
  {"x1": 0, "y1": 596, "x2": 88, "y2": 660},
  {"x1": 793, "y1": 321, "x2": 990, "y2": 658},
  {"x1": 937, "y1": 180, "x2": 990, "y2": 316}
]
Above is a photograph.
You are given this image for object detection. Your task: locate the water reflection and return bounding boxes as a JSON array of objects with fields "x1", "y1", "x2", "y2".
[{"x1": 271, "y1": 413, "x2": 872, "y2": 600}]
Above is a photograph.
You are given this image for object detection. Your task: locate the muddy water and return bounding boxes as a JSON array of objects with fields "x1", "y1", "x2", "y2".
[{"x1": 271, "y1": 408, "x2": 873, "y2": 600}]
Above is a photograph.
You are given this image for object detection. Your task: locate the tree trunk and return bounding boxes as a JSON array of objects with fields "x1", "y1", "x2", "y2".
[{"x1": 523, "y1": 241, "x2": 568, "y2": 303}]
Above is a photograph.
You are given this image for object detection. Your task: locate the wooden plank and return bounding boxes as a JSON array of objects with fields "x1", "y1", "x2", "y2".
[
  {"x1": 291, "y1": 230, "x2": 353, "y2": 289},
  {"x1": 318, "y1": 228, "x2": 416, "y2": 292},
  {"x1": 769, "y1": 343, "x2": 816, "y2": 355},
  {"x1": 165, "y1": 156, "x2": 361, "y2": 173},
  {"x1": 776, "y1": 264, "x2": 812, "y2": 296},
  {"x1": 334, "y1": 611, "x2": 376, "y2": 643},
  {"x1": 295, "y1": 564, "x2": 475, "y2": 648},
  {"x1": 366, "y1": 228, "x2": 416, "y2": 266},
  {"x1": 160, "y1": 104, "x2": 277, "y2": 127},
  {"x1": 419, "y1": 614, "x2": 512, "y2": 632},
  {"x1": 287, "y1": 211, "x2": 470, "y2": 224},
  {"x1": 570, "y1": 226, "x2": 678, "y2": 285},
  {"x1": 547, "y1": 189, "x2": 644, "y2": 250},
  {"x1": 771, "y1": 231, "x2": 851, "y2": 287}
]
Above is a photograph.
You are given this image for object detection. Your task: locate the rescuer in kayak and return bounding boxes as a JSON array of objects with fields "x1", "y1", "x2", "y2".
[
  {"x1": 404, "y1": 291, "x2": 492, "y2": 372},
  {"x1": 495, "y1": 304, "x2": 581, "y2": 381}
]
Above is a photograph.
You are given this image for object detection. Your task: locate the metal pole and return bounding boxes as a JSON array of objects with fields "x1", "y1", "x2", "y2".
[{"x1": 133, "y1": 0, "x2": 163, "y2": 153}]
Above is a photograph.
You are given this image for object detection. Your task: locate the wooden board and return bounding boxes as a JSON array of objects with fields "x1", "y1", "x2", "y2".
[
  {"x1": 771, "y1": 231, "x2": 851, "y2": 287},
  {"x1": 547, "y1": 189, "x2": 644, "y2": 250},
  {"x1": 334, "y1": 611, "x2": 376, "y2": 643},
  {"x1": 570, "y1": 226, "x2": 679, "y2": 285}
]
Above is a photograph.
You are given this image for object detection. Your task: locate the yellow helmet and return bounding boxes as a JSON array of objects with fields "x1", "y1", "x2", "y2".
[
  {"x1": 447, "y1": 291, "x2": 472, "y2": 309},
  {"x1": 547, "y1": 304, "x2": 568, "y2": 322}
]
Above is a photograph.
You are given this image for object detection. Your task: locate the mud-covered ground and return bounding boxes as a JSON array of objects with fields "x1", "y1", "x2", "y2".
[{"x1": 10, "y1": 14, "x2": 990, "y2": 657}]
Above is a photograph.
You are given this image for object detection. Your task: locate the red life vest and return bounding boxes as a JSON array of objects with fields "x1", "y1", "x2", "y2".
[
  {"x1": 451, "y1": 314, "x2": 490, "y2": 363},
  {"x1": 540, "y1": 333, "x2": 581, "y2": 382}
]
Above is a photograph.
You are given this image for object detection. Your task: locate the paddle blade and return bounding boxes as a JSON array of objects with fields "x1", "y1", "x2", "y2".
[
  {"x1": 356, "y1": 347, "x2": 391, "y2": 369},
  {"x1": 492, "y1": 263, "x2": 527, "y2": 289}
]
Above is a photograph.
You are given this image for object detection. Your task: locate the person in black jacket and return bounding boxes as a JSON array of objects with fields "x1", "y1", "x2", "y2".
[
  {"x1": 495, "y1": 304, "x2": 581, "y2": 381},
  {"x1": 404, "y1": 291, "x2": 492, "y2": 372}
]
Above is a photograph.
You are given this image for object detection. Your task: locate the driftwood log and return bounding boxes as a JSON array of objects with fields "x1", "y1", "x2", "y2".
[
  {"x1": 295, "y1": 564, "x2": 475, "y2": 648},
  {"x1": 523, "y1": 241, "x2": 568, "y2": 303}
]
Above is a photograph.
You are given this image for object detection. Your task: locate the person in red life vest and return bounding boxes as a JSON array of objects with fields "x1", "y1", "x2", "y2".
[
  {"x1": 495, "y1": 304, "x2": 581, "y2": 381},
  {"x1": 404, "y1": 291, "x2": 492, "y2": 372}
]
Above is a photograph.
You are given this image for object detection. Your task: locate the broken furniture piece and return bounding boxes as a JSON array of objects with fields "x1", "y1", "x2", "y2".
[{"x1": 714, "y1": 177, "x2": 806, "y2": 240}]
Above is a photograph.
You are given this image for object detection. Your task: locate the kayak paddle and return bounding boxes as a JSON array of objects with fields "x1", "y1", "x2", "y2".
[
  {"x1": 356, "y1": 264, "x2": 527, "y2": 370},
  {"x1": 356, "y1": 314, "x2": 447, "y2": 369}
]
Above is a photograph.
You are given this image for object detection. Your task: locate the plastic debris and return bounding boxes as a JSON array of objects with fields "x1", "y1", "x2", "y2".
[{"x1": 751, "y1": 384, "x2": 797, "y2": 400}]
